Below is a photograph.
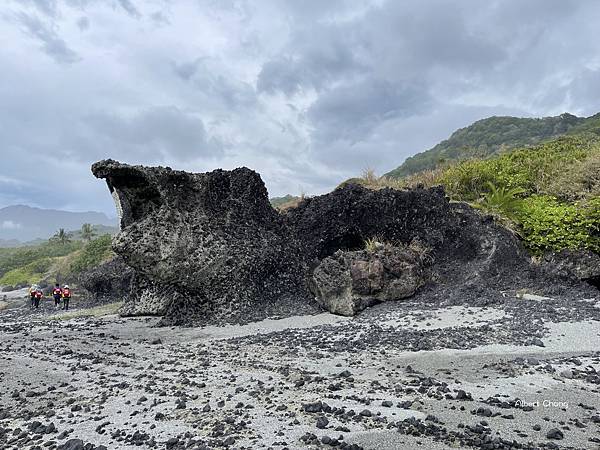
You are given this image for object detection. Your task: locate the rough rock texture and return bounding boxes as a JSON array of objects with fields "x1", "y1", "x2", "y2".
[
  {"x1": 284, "y1": 184, "x2": 536, "y2": 294},
  {"x1": 79, "y1": 257, "x2": 134, "y2": 304},
  {"x1": 92, "y1": 159, "x2": 311, "y2": 325},
  {"x1": 90, "y1": 159, "x2": 563, "y2": 325},
  {"x1": 542, "y1": 249, "x2": 600, "y2": 287},
  {"x1": 310, "y1": 244, "x2": 427, "y2": 316}
]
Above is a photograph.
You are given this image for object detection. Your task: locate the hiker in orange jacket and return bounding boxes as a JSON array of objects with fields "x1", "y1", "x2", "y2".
[
  {"x1": 34, "y1": 288, "x2": 43, "y2": 309},
  {"x1": 62, "y1": 285, "x2": 72, "y2": 310}
]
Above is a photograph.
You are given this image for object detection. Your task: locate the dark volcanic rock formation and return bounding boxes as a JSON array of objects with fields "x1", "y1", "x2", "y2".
[
  {"x1": 92, "y1": 159, "x2": 311, "y2": 324},
  {"x1": 79, "y1": 257, "x2": 134, "y2": 304},
  {"x1": 284, "y1": 184, "x2": 536, "y2": 298},
  {"x1": 91, "y1": 159, "x2": 545, "y2": 325},
  {"x1": 542, "y1": 249, "x2": 600, "y2": 288}
]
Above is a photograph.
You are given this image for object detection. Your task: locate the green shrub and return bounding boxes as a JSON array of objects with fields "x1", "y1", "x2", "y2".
[
  {"x1": 401, "y1": 135, "x2": 600, "y2": 255},
  {"x1": 0, "y1": 241, "x2": 82, "y2": 278},
  {"x1": 478, "y1": 182, "x2": 525, "y2": 219},
  {"x1": 364, "y1": 236, "x2": 384, "y2": 253},
  {"x1": 0, "y1": 257, "x2": 54, "y2": 286},
  {"x1": 515, "y1": 196, "x2": 600, "y2": 253},
  {"x1": 69, "y1": 234, "x2": 114, "y2": 274},
  {"x1": 438, "y1": 136, "x2": 596, "y2": 201},
  {"x1": 438, "y1": 159, "x2": 500, "y2": 200},
  {"x1": 545, "y1": 152, "x2": 600, "y2": 201}
]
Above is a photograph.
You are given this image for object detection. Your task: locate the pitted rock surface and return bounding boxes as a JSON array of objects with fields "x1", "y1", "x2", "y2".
[
  {"x1": 310, "y1": 244, "x2": 427, "y2": 316},
  {"x1": 92, "y1": 159, "x2": 311, "y2": 325},
  {"x1": 79, "y1": 257, "x2": 134, "y2": 304},
  {"x1": 90, "y1": 159, "x2": 593, "y2": 325},
  {"x1": 542, "y1": 249, "x2": 600, "y2": 287}
]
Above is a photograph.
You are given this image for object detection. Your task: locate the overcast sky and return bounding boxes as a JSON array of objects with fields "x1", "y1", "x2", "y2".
[{"x1": 1, "y1": 0, "x2": 600, "y2": 216}]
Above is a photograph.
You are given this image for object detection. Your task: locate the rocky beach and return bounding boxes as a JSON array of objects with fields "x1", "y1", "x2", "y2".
[
  {"x1": 1, "y1": 278, "x2": 600, "y2": 450},
  {"x1": 3, "y1": 2, "x2": 600, "y2": 448},
  {"x1": 2, "y1": 160, "x2": 599, "y2": 449}
]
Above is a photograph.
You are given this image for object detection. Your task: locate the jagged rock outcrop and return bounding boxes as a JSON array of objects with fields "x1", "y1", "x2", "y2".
[
  {"x1": 91, "y1": 159, "x2": 544, "y2": 324},
  {"x1": 92, "y1": 159, "x2": 312, "y2": 324},
  {"x1": 310, "y1": 243, "x2": 428, "y2": 316},
  {"x1": 284, "y1": 184, "x2": 534, "y2": 292},
  {"x1": 541, "y1": 249, "x2": 600, "y2": 288},
  {"x1": 79, "y1": 257, "x2": 134, "y2": 304}
]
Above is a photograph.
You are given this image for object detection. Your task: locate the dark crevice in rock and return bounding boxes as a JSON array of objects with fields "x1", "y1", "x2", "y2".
[
  {"x1": 319, "y1": 231, "x2": 365, "y2": 259},
  {"x1": 584, "y1": 276, "x2": 600, "y2": 290}
]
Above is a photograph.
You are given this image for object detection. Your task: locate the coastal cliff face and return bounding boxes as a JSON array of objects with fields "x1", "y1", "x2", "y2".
[{"x1": 90, "y1": 159, "x2": 548, "y2": 325}]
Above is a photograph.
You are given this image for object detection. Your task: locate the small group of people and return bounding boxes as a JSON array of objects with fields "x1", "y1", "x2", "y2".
[{"x1": 28, "y1": 283, "x2": 72, "y2": 310}]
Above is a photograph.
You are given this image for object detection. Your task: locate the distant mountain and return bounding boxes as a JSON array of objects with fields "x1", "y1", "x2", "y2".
[
  {"x1": 270, "y1": 195, "x2": 300, "y2": 208},
  {"x1": 0, "y1": 205, "x2": 117, "y2": 243},
  {"x1": 0, "y1": 239, "x2": 26, "y2": 248},
  {"x1": 385, "y1": 112, "x2": 600, "y2": 178}
]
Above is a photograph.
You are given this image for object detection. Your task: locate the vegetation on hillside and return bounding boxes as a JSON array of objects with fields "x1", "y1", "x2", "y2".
[
  {"x1": 0, "y1": 234, "x2": 114, "y2": 287},
  {"x1": 0, "y1": 257, "x2": 55, "y2": 286},
  {"x1": 385, "y1": 112, "x2": 600, "y2": 178},
  {"x1": 50, "y1": 228, "x2": 72, "y2": 245},
  {"x1": 270, "y1": 194, "x2": 305, "y2": 212},
  {"x1": 80, "y1": 223, "x2": 96, "y2": 243},
  {"x1": 69, "y1": 234, "x2": 113, "y2": 274},
  {"x1": 0, "y1": 240, "x2": 83, "y2": 279},
  {"x1": 356, "y1": 135, "x2": 600, "y2": 254}
]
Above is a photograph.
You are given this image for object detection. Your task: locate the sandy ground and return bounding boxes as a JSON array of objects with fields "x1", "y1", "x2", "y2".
[{"x1": 1, "y1": 292, "x2": 599, "y2": 450}]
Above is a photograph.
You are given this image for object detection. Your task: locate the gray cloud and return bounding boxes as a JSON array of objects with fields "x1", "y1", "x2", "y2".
[
  {"x1": 17, "y1": 13, "x2": 80, "y2": 63},
  {"x1": 76, "y1": 15, "x2": 89, "y2": 30},
  {"x1": 568, "y1": 69, "x2": 600, "y2": 114},
  {"x1": 308, "y1": 79, "x2": 432, "y2": 145},
  {"x1": 257, "y1": 24, "x2": 365, "y2": 95},
  {"x1": 1, "y1": 0, "x2": 600, "y2": 217},
  {"x1": 150, "y1": 10, "x2": 169, "y2": 26},
  {"x1": 29, "y1": 0, "x2": 58, "y2": 17},
  {"x1": 80, "y1": 106, "x2": 223, "y2": 162},
  {"x1": 172, "y1": 58, "x2": 202, "y2": 81},
  {"x1": 116, "y1": 0, "x2": 141, "y2": 18}
]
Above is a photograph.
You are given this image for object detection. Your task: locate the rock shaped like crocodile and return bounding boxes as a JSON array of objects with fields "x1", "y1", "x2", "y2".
[{"x1": 91, "y1": 159, "x2": 545, "y2": 325}]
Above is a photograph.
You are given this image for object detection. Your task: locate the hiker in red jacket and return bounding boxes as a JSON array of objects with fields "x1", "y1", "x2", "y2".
[
  {"x1": 62, "y1": 285, "x2": 72, "y2": 310},
  {"x1": 52, "y1": 283, "x2": 62, "y2": 309},
  {"x1": 34, "y1": 288, "x2": 43, "y2": 309}
]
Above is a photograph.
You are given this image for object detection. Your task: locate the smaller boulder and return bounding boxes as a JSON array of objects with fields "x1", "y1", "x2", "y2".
[
  {"x1": 79, "y1": 257, "x2": 134, "y2": 304},
  {"x1": 309, "y1": 242, "x2": 428, "y2": 316},
  {"x1": 541, "y1": 249, "x2": 600, "y2": 286}
]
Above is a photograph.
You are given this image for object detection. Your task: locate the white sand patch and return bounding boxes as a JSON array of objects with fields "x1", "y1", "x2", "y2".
[
  {"x1": 542, "y1": 320, "x2": 600, "y2": 352},
  {"x1": 378, "y1": 305, "x2": 509, "y2": 330},
  {"x1": 1, "y1": 287, "x2": 30, "y2": 300},
  {"x1": 198, "y1": 312, "x2": 351, "y2": 340},
  {"x1": 516, "y1": 293, "x2": 553, "y2": 301}
]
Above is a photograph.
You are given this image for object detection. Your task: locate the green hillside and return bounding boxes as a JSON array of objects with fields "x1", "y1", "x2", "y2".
[
  {"x1": 385, "y1": 112, "x2": 600, "y2": 178},
  {"x1": 359, "y1": 134, "x2": 600, "y2": 255},
  {"x1": 270, "y1": 194, "x2": 303, "y2": 212},
  {"x1": 0, "y1": 234, "x2": 114, "y2": 287},
  {"x1": 270, "y1": 195, "x2": 299, "y2": 208}
]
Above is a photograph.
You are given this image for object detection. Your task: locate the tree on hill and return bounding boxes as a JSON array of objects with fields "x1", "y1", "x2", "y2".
[
  {"x1": 51, "y1": 228, "x2": 71, "y2": 245},
  {"x1": 80, "y1": 223, "x2": 96, "y2": 242}
]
